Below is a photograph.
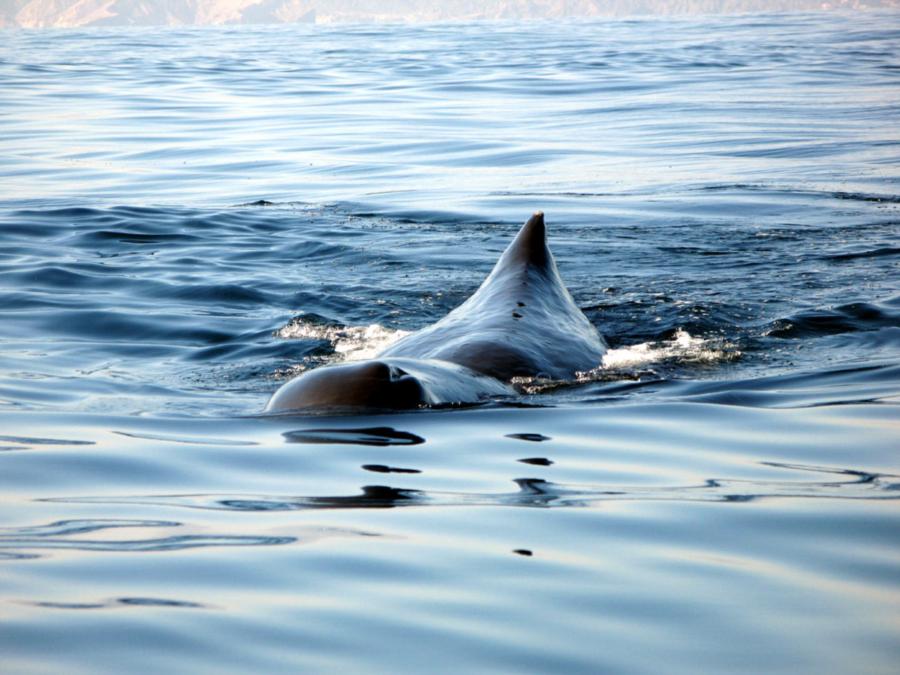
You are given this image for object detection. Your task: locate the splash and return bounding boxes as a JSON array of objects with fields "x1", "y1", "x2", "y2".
[
  {"x1": 275, "y1": 315, "x2": 410, "y2": 364},
  {"x1": 512, "y1": 330, "x2": 738, "y2": 394},
  {"x1": 595, "y1": 329, "x2": 736, "y2": 373}
]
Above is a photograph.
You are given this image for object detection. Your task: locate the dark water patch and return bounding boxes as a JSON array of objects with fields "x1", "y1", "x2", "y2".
[
  {"x1": 12, "y1": 207, "x2": 102, "y2": 219},
  {"x1": 0, "y1": 551, "x2": 41, "y2": 561},
  {"x1": 0, "y1": 222, "x2": 62, "y2": 238},
  {"x1": 1, "y1": 519, "x2": 180, "y2": 537},
  {"x1": 0, "y1": 518, "x2": 295, "y2": 558},
  {"x1": 283, "y1": 427, "x2": 426, "y2": 446},
  {"x1": 822, "y1": 246, "x2": 900, "y2": 262},
  {"x1": 31, "y1": 597, "x2": 207, "y2": 610},
  {"x1": 224, "y1": 485, "x2": 422, "y2": 510},
  {"x1": 361, "y1": 464, "x2": 422, "y2": 474},
  {"x1": 518, "y1": 457, "x2": 554, "y2": 466},
  {"x1": 831, "y1": 190, "x2": 900, "y2": 204},
  {"x1": 767, "y1": 301, "x2": 900, "y2": 339},
  {"x1": 31, "y1": 601, "x2": 108, "y2": 609},
  {"x1": 165, "y1": 283, "x2": 271, "y2": 306},
  {"x1": 0, "y1": 435, "x2": 95, "y2": 447},
  {"x1": 79, "y1": 230, "x2": 201, "y2": 245},
  {"x1": 506, "y1": 433, "x2": 551, "y2": 442},
  {"x1": 116, "y1": 597, "x2": 207, "y2": 608},
  {"x1": 237, "y1": 199, "x2": 275, "y2": 206}
]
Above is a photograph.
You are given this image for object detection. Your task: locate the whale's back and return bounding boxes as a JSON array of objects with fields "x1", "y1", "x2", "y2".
[{"x1": 380, "y1": 212, "x2": 607, "y2": 380}]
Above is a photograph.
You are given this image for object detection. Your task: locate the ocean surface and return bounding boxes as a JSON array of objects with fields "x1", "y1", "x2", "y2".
[{"x1": 1, "y1": 11, "x2": 899, "y2": 674}]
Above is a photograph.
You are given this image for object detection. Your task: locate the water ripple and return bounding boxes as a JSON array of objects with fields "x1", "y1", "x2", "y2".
[
  {"x1": 40, "y1": 463, "x2": 899, "y2": 514},
  {"x1": 0, "y1": 518, "x2": 295, "y2": 558}
]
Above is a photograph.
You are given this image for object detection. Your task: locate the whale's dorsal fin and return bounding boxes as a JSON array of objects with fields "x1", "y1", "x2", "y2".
[{"x1": 497, "y1": 211, "x2": 551, "y2": 272}]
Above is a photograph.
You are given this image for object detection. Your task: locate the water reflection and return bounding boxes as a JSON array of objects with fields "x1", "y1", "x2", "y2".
[
  {"x1": 361, "y1": 464, "x2": 422, "y2": 474},
  {"x1": 283, "y1": 426, "x2": 426, "y2": 446},
  {"x1": 0, "y1": 518, "x2": 295, "y2": 559},
  {"x1": 517, "y1": 457, "x2": 554, "y2": 466},
  {"x1": 218, "y1": 485, "x2": 421, "y2": 511},
  {"x1": 505, "y1": 433, "x2": 552, "y2": 442},
  {"x1": 40, "y1": 463, "x2": 900, "y2": 517},
  {"x1": 32, "y1": 598, "x2": 207, "y2": 610},
  {"x1": 0, "y1": 435, "x2": 95, "y2": 449}
]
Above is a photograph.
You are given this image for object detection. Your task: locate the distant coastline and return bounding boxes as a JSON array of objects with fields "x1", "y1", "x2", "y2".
[{"x1": 4, "y1": 0, "x2": 899, "y2": 30}]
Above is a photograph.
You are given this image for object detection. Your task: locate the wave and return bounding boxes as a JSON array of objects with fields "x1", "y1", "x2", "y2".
[
  {"x1": 822, "y1": 246, "x2": 900, "y2": 262},
  {"x1": 0, "y1": 517, "x2": 381, "y2": 560},
  {"x1": 767, "y1": 299, "x2": 900, "y2": 339}
]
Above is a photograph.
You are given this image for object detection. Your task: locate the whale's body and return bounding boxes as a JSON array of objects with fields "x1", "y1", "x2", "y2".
[{"x1": 266, "y1": 212, "x2": 606, "y2": 413}]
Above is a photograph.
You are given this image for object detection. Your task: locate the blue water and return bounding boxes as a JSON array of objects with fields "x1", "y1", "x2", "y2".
[{"x1": 1, "y1": 12, "x2": 899, "y2": 674}]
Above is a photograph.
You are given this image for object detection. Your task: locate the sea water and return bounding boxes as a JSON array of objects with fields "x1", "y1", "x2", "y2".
[{"x1": 0, "y1": 12, "x2": 899, "y2": 673}]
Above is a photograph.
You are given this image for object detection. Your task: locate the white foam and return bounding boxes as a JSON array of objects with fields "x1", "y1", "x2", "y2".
[
  {"x1": 275, "y1": 316, "x2": 410, "y2": 363},
  {"x1": 579, "y1": 329, "x2": 737, "y2": 380}
]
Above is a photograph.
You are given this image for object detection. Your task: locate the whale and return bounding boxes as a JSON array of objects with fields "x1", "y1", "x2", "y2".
[{"x1": 265, "y1": 211, "x2": 607, "y2": 413}]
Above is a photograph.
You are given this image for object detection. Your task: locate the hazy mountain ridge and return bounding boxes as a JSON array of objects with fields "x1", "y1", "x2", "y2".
[{"x1": 2, "y1": 0, "x2": 898, "y2": 28}]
